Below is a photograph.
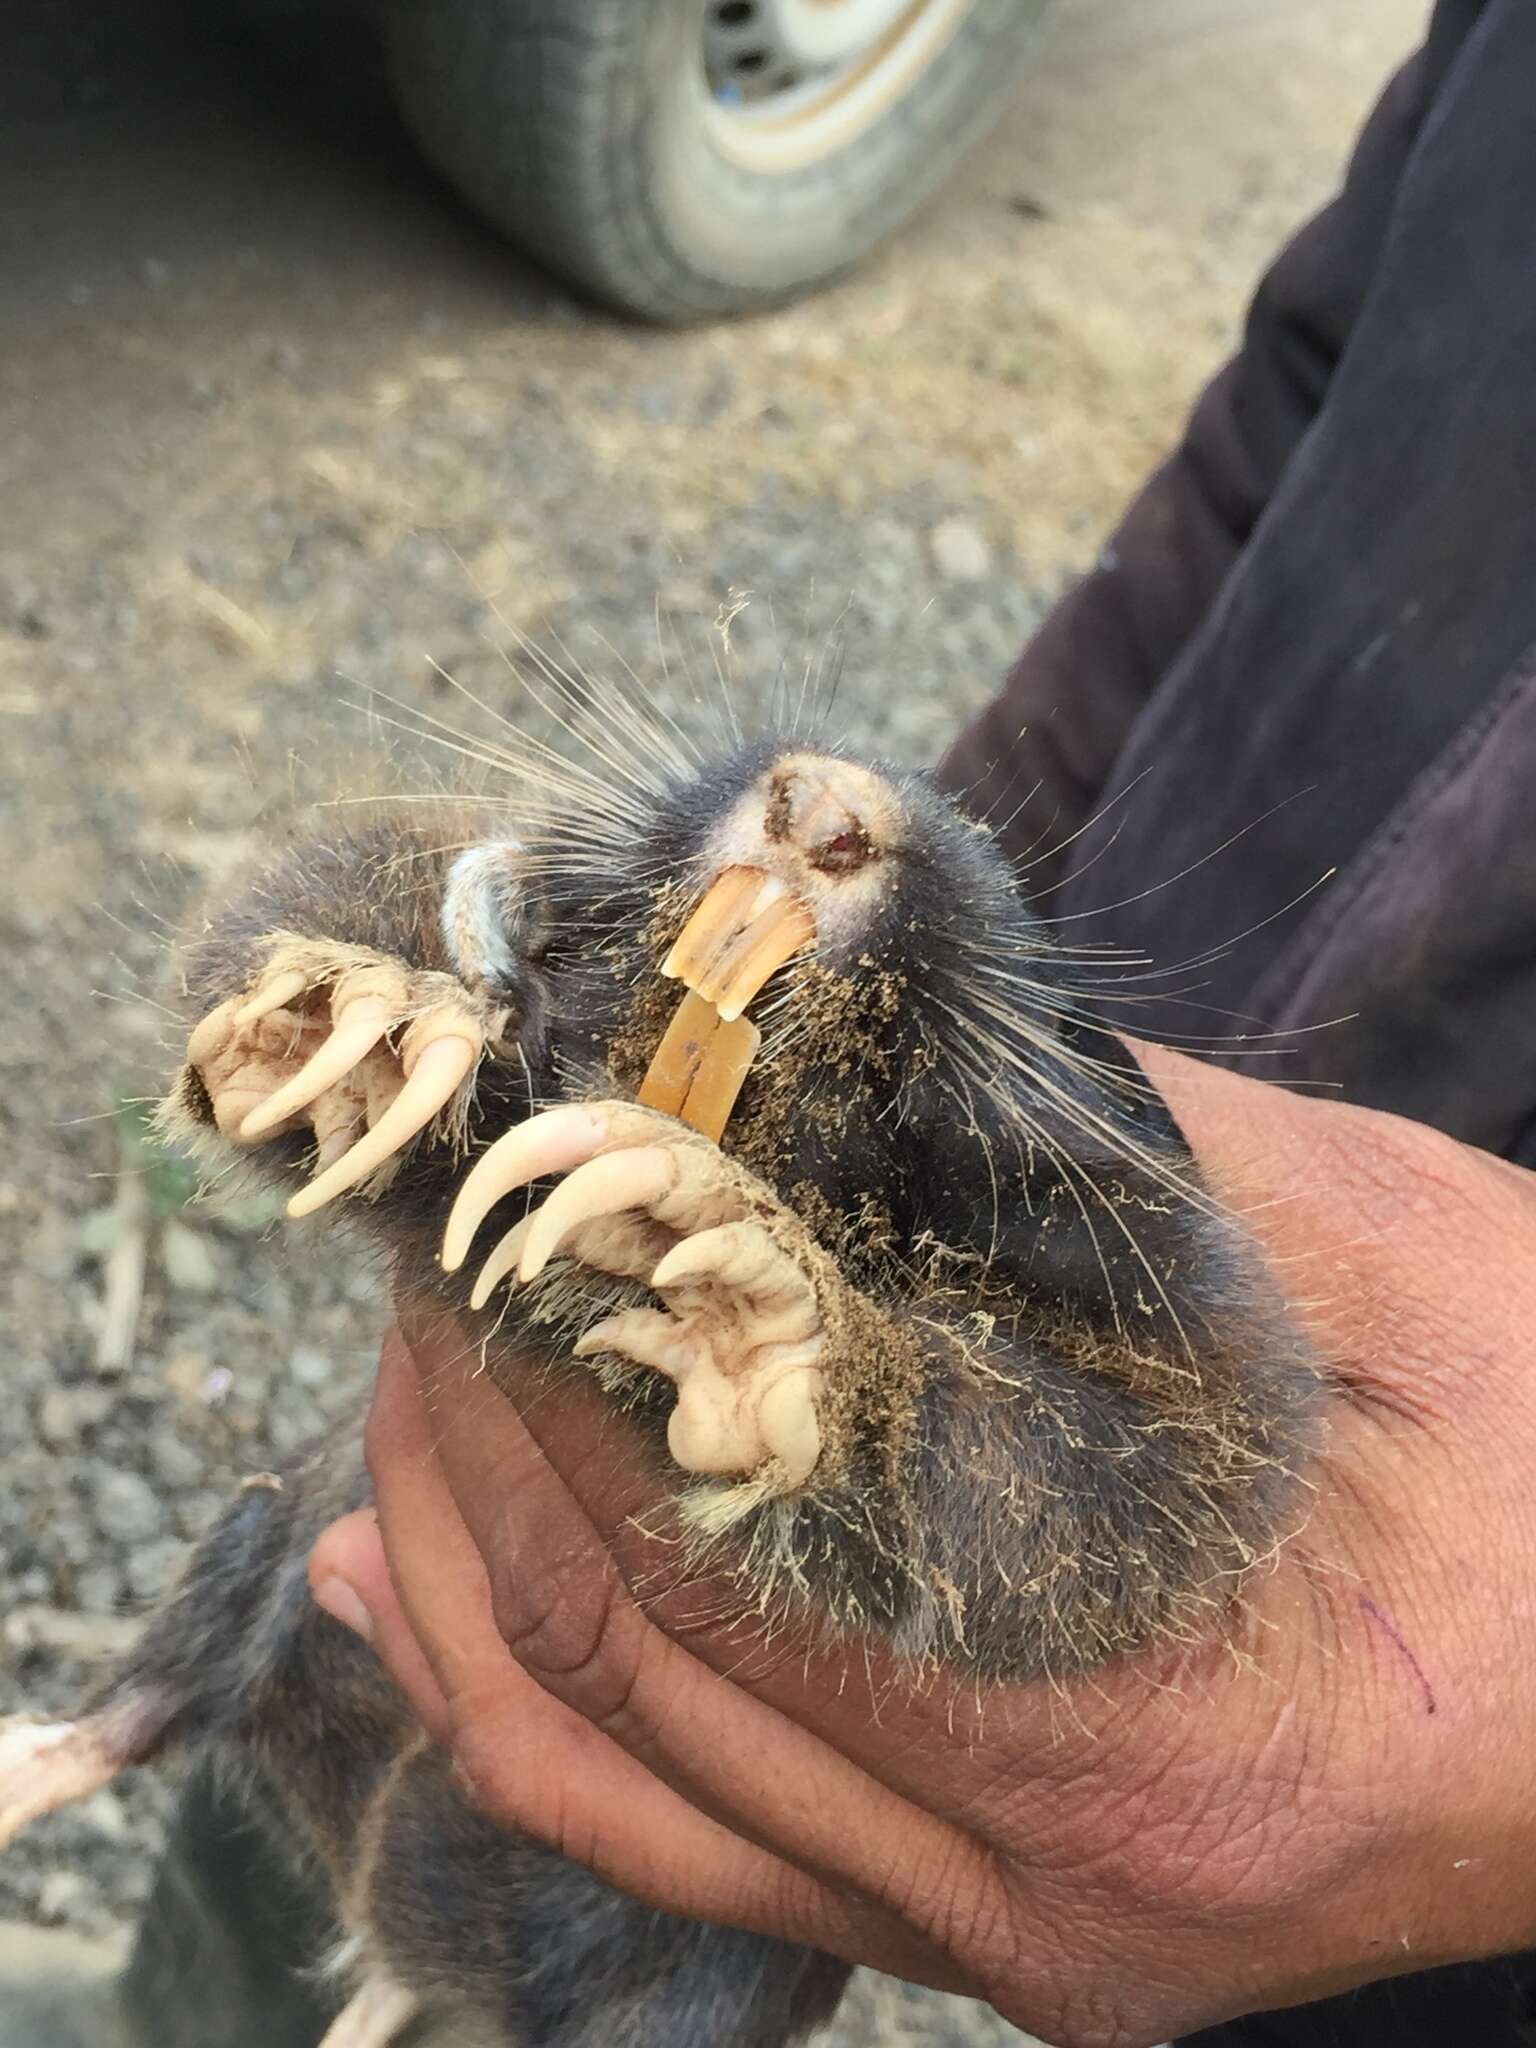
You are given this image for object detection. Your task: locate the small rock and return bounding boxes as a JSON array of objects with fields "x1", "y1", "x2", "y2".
[
  {"x1": 160, "y1": 1219, "x2": 220, "y2": 1294},
  {"x1": 38, "y1": 1871, "x2": 91, "y2": 1923},
  {"x1": 73, "y1": 1564, "x2": 124, "y2": 1614},
  {"x1": 124, "y1": 1537, "x2": 188, "y2": 1603},
  {"x1": 177, "y1": 1489, "x2": 226, "y2": 1539},
  {"x1": 4, "y1": 1605, "x2": 138, "y2": 1659},
  {"x1": 48, "y1": 1511, "x2": 95, "y2": 1569},
  {"x1": 38, "y1": 1385, "x2": 117, "y2": 1447},
  {"x1": 161, "y1": 1349, "x2": 212, "y2": 1405},
  {"x1": 265, "y1": 1397, "x2": 323, "y2": 1459},
  {"x1": 75, "y1": 1789, "x2": 132, "y2": 1843},
  {"x1": 632, "y1": 384, "x2": 676, "y2": 424},
  {"x1": 929, "y1": 516, "x2": 994, "y2": 582},
  {"x1": 90, "y1": 1468, "x2": 162, "y2": 1545},
  {"x1": 149, "y1": 1427, "x2": 205, "y2": 1489},
  {"x1": 288, "y1": 1345, "x2": 333, "y2": 1389}
]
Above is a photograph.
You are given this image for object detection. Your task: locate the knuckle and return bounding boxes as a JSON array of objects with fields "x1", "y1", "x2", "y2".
[{"x1": 488, "y1": 1539, "x2": 648, "y2": 1730}]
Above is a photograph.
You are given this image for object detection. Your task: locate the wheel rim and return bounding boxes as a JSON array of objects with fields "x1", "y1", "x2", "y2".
[{"x1": 701, "y1": 0, "x2": 978, "y2": 173}]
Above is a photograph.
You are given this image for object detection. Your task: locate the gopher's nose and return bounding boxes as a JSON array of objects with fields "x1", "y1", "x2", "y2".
[{"x1": 765, "y1": 758, "x2": 888, "y2": 874}]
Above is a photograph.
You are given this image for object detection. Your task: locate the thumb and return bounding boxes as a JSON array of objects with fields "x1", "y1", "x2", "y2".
[{"x1": 309, "y1": 1505, "x2": 455, "y2": 1745}]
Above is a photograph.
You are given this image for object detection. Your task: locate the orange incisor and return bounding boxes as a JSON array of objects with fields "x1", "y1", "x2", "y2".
[{"x1": 638, "y1": 867, "x2": 814, "y2": 1141}]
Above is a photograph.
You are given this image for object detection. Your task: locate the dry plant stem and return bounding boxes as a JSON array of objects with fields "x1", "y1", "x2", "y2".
[{"x1": 95, "y1": 1156, "x2": 148, "y2": 1376}]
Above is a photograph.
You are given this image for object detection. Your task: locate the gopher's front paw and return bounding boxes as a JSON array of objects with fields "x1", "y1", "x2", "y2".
[
  {"x1": 181, "y1": 937, "x2": 506, "y2": 1218},
  {"x1": 442, "y1": 1102, "x2": 829, "y2": 1489}
]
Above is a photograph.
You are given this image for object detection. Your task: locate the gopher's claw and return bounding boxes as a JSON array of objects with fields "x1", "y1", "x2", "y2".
[
  {"x1": 185, "y1": 941, "x2": 494, "y2": 1216},
  {"x1": 234, "y1": 966, "x2": 310, "y2": 1028},
  {"x1": 468, "y1": 1215, "x2": 535, "y2": 1311},
  {"x1": 451, "y1": 1100, "x2": 828, "y2": 1491},
  {"x1": 517, "y1": 1147, "x2": 678, "y2": 1283},
  {"x1": 440, "y1": 1104, "x2": 613, "y2": 1274},
  {"x1": 287, "y1": 1029, "x2": 480, "y2": 1218},
  {"x1": 240, "y1": 994, "x2": 396, "y2": 1139}
]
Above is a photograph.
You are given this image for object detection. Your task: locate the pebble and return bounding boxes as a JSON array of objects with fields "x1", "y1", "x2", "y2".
[
  {"x1": 149, "y1": 1428, "x2": 206, "y2": 1490},
  {"x1": 73, "y1": 1565, "x2": 125, "y2": 1615},
  {"x1": 124, "y1": 1537, "x2": 188, "y2": 1603},
  {"x1": 37, "y1": 1872, "x2": 91, "y2": 1923},
  {"x1": 74, "y1": 1791, "x2": 132, "y2": 1844},
  {"x1": 160, "y1": 1220, "x2": 220, "y2": 1294},
  {"x1": 90, "y1": 1469, "x2": 163, "y2": 1545},
  {"x1": 38, "y1": 1385, "x2": 116, "y2": 1447},
  {"x1": 929, "y1": 516, "x2": 994, "y2": 582},
  {"x1": 288, "y1": 1345, "x2": 333, "y2": 1389},
  {"x1": 176, "y1": 1489, "x2": 227, "y2": 1539},
  {"x1": 4, "y1": 1606, "x2": 139, "y2": 1659}
]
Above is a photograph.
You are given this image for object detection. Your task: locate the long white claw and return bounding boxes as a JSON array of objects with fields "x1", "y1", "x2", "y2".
[
  {"x1": 441, "y1": 1105, "x2": 611, "y2": 1273},
  {"x1": 518, "y1": 1147, "x2": 675, "y2": 1284},
  {"x1": 468, "y1": 1214, "x2": 535, "y2": 1310},
  {"x1": 287, "y1": 1034, "x2": 478, "y2": 1219},
  {"x1": 236, "y1": 967, "x2": 310, "y2": 1027},
  {"x1": 241, "y1": 995, "x2": 395, "y2": 1139}
]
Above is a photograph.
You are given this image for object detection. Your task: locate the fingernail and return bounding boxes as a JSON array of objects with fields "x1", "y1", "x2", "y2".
[{"x1": 313, "y1": 1575, "x2": 374, "y2": 1642}]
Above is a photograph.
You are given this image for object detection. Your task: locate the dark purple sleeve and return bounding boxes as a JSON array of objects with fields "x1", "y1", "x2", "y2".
[{"x1": 936, "y1": 0, "x2": 1487, "y2": 895}]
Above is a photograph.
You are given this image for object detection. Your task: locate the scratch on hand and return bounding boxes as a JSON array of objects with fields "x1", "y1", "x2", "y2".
[{"x1": 1360, "y1": 1594, "x2": 1437, "y2": 1716}]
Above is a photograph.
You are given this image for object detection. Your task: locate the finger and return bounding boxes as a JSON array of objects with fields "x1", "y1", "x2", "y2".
[
  {"x1": 651, "y1": 1220, "x2": 816, "y2": 1321},
  {"x1": 392, "y1": 1321, "x2": 999, "y2": 1978},
  {"x1": 308, "y1": 1508, "x2": 453, "y2": 1746},
  {"x1": 362, "y1": 1044, "x2": 405, "y2": 1130},
  {"x1": 363, "y1": 1334, "x2": 951, "y2": 1984},
  {"x1": 573, "y1": 1307, "x2": 695, "y2": 1378},
  {"x1": 310, "y1": 1071, "x2": 369, "y2": 1171},
  {"x1": 186, "y1": 997, "x2": 243, "y2": 1069}
]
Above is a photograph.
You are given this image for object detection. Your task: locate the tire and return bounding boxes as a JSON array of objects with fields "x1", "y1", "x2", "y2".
[{"x1": 383, "y1": 0, "x2": 1053, "y2": 324}]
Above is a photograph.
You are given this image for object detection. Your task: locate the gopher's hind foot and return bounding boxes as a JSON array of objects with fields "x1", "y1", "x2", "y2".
[
  {"x1": 317, "y1": 1976, "x2": 421, "y2": 2048},
  {"x1": 0, "y1": 1716, "x2": 129, "y2": 1850}
]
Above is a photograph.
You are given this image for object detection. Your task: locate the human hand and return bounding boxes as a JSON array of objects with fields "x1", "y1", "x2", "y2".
[{"x1": 309, "y1": 1047, "x2": 1536, "y2": 2048}]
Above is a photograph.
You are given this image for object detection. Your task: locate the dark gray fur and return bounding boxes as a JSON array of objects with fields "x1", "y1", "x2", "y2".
[{"x1": 31, "y1": 734, "x2": 1322, "y2": 2043}]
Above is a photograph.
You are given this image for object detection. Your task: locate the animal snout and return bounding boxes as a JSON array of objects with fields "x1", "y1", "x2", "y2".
[{"x1": 762, "y1": 755, "x2": 897, "y2": 876}]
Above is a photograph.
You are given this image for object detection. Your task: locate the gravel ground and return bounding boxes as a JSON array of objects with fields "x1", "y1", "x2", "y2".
[{"x1": 0, "y1": 0, "x2": 1420, "y2": 2034}]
